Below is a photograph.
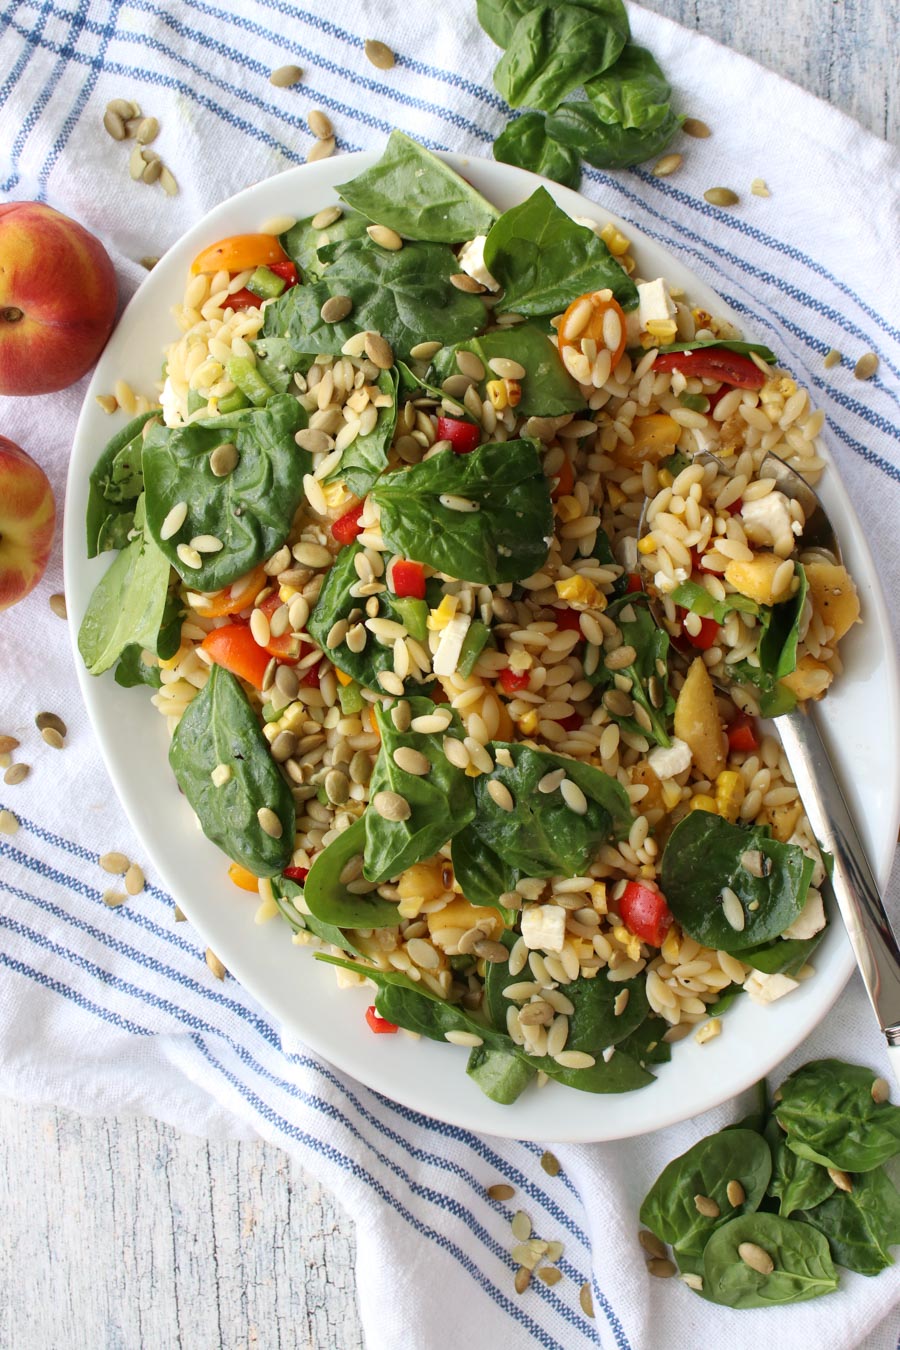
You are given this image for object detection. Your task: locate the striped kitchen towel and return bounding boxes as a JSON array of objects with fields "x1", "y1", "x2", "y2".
[{"x1": 2, "y1": 2, "x2": 900, "y2": 1346}]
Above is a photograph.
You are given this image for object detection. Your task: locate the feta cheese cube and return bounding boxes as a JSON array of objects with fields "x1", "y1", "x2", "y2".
[
  {"x1": 648, "y1": 736, "x2": 693, "y2": 780},
  {"x1": 740, "y1": 490, "x2": 796, "y2": 559},
  {"x1": 787, "y1": 831, "x2": 826, "y2": 887},
  {"x1": 456, "y1": 236, "x2": 500, "y2": 292},
  {"x1": 521, "y1": 904, "x2": 567, "y2": 953},
  {"x1": 783, "y1": 887, "x2": 826, "y2": 941},
  {"x1": 744, "y1": 970, "x2": 800, "y2": 1005},
  {"x1": 637, "y1": 278, "x2": 676, "y2": 330},
  {"x1": 432, "y1": 613, "x2": 471, "y2": 676}
]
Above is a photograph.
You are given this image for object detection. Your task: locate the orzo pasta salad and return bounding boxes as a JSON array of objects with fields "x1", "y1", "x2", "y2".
[{"x1": 78, "y1": 133, "x2": 860, "y2": 1104}]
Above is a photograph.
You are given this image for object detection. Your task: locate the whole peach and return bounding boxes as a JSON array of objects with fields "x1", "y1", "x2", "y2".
[
  {"x1": 0, "y1": 202, "x2": 118, "y2": 396},
  {"x1": 0, "y1": 435, "x2": 56, "y2": 610}
]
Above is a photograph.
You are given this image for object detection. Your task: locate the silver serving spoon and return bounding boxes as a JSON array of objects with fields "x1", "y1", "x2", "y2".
[{"x1": 640, "y1": 451, "x2": 900, "y2": 1079}]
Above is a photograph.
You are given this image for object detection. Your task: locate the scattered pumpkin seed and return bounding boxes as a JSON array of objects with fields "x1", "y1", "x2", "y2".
[
  {"x1": 682, "y1": 117, "x2": 711, "y2": 138},
  {"x1": 135, "y1": 116, "x2": 159, "y2": 144},
  {"x1": 513, "y1": 1266, "x2": 531, "y2": 1294},
  {"x1": 579, "y1": 1282, "x2": 595, "y2": 1318},
  {"x1": 638, "y1": 1229, "x2": 667, "y2": 1260},
  {"x1": 824, "y1": 347, "x2": 842, "y2": 369},
  {"x1": 269, "y1": 64, "x2": 303, "y2": 87},
  {"x1": 409, "y1": 340, "x2": 442, "y2": 360},
  {"x1": 311, "y1": 205, "x2": 342, "y2": 230},
  {"x1": 681, "y1": 1272, "x2": 703, "y2": 1291},
  {"x1": 364, "y1": 332, "x2": 394, "y2": 369},
  {"x1": 205, "y1": 947, "x2": 227, "y2": 980},
  {"x1": 536, "y1": 1267, "x2": 562, "y2": 1286},
  {"x1": 107, "y1": 97, "x2": 137, "y2": 120},
  {"x1": 366, "y1": 223, "x2": 403, "y2": 251},
  {"x1": 308, "y1": 109, "x2": 334, "y2": 140},
  {"x1": 872, "y1": 1076, "x2": 890, "y2": 1104},
  {"x1": 124, "y1": 117, "x2": 144, "y2": 138},
  {"x1": 450, "y1": 272, "x2": 486, "y2": 293},
  {"x1": 173, "y1": 905, "x2": 186, "y2": 922},
  {"x1": 704, "y1": 187, "x2": 739, "y2": 207},
  {"x1": 102, "y1": 890, "x2": 126, "y2": 908},
  {"x1": 544, "y1": 1240, "x2": 564, "y2": 1262},
  {"x1": 647, "y1": 1257, "x2": 677, "y2": 1278},
  {"x1": 854, "y1": 352, "x2": 879, "y2": 380},
  {"x1": 142, "y1": 157, "x2": 163, "y2": 185},
  {"x1": 324, "y1": 768, "x2": 350, "y2": 805},
  {"x1": 36, "y1": 712, "x2": 66, "y2": 737},
  {"x1": 306, "y1": 138, "x2": 335, "y2": 163},
  {"x1": 653, "y1": 153, "x2": 682, "y2": 177},
  {"x1": 257, "y1": 806, "x2": 283, "y2": 838},
  {"x1": 487, "y1": 1182, "x2": 515, "y2": 1201},
  {"x1": 694, "y1": 1193, "x2": 720, "y2": 1218},
  {"x1": 364, "y1": 38, "x2": 395, "y2": 70},
  {"x1": 738, "y1": 1241, "x2": 774, "y2": 1274},
  {"x1": 103, "y1": 109, "x2": 126, "y2": 140},
  {"x1": 41, "y1": 727, "x2": 65, "y2": 750},
  {"x1": 540, "y1": 1150, "x2": 560, "y2": 1177},
  {"x1": 0, "y1": 809, "x2": 19, "y2": 834},
  {"x1": 209, "y1": 441, "x2": 239, "y2": 477},
  {"x1": 320, "y1": 295, "x2": 353, "y2": 324},
  {"x1": 726, "y1": 1179, "x2": 746, "y2": 1207},
  {"x1": 828, "y1": 1166, "x2": 853, "y2": 1193},
  {"x1": 95, "y1": 394, "x2": 118, "y2": 414},
  {"x1": 49, "y1": 592, "x2": 68, "y2": 619},
  {"x1": 372, "y1": 790, "x2": 411, "y2": 821},
  {"x1": 100, "y1": 851, "x2": 131, "y2": 875},
  {"x1": 124, "y1": 863, "x2": 145, "y2": 896},
  {"x1": 510, "y1": 1210, "x2": 532, "y2": 1242},
  {"x1": 0, "y1": 736, "x2": 19, "y2": 755},
  {"x1": 128, "y1": 145, "x2": 146, "y2": 180},
  {"x1": 750, "y1": 177, "x2": 771, "y2": 197},
  {"x1": 3, "y1": 763, "x2": 29, "y2": 786},
  {"x1": 159, "y1": 165, "x2": 179, "y2": 196}
]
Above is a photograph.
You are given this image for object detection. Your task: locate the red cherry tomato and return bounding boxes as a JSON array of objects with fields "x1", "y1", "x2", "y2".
[
  {"x1": 727, "y1": 712, "x2": 759, "y2": 754},
  {"x1": 268, "y1": 260, "x2": 298, "y2": 288},
  {"x1": 436, "y1": 416, "x2": 480, "y2": 454},
  {"x1": 391, "y1": 559, "x2": 426, "y2": 599},
  {"x1": 618, "y1": 881, "x2": 673, "y2": 947},
  {"x1": 499, "y1": 667, "x2": 529, "y2": 695},
  {"x1": 365, "y1": 1005, "x2": 398, "y2": 1034},
  {"x1": 283, "y1": 866, "x2": 309, "y2": 883},
  {"x1": 652, "y1": 347, "x2": 765, "y2": 390},
  {"x1": 557, "y1": 711, "x2": 582, "y2": 732},
  {"x1": 332, "y1": 502, "x2": 365, "y2": 545},
  {"x1": 259, "y1": 591, "x2": 301, "y2": 663},
  {"x1": 225, "y1": 287, "x2": 262, "y2": 311}
]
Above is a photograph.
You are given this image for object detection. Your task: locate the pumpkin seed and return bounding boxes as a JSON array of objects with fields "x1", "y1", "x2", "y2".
[
  {"x1": 872, "y1": 1076, "x2": 890, "y2": 1104},
  {"x1": 364, "y1": 332, "x2": 394, "y2": 369},
  {"x1": 257, "y1": 806, "x2": 283, "y2": 839},
  {"x1": 142, "y1": 157, "x2": 163, "y2": 185},
  {"x1": 647, "y1": 1257, "x2": 677, "y2": 1278},
  {"x1": 854, "y1": 352, "x2": 879, "y2": 380},
  {"x1": 828, "y1": 1166, "x2": 853, "y2": 1193},
  {"x1": 308, "y1": 109, "x2": 333, "y2": 140},
  {"x1": 511, "y1": 1210, "x2": 532, "y2": 1241},
  {"x1": 738, "y1": 1241, "x2": 774, "y2": 1274},
  {"x1": 128, "y1": 146, "x2": 146, "y2": 180},
  {"x1": 540, "y1": 1150, "x2": 560, "y2": 1177},
  {"x1": 0, "y1": 736, "x2": 20, "y2": 755},
  {"x1": 472, "y1": 939, "x2": 509, "y2": 964},
  {"x1": 103, "y1": 109, "x2": 126, "y2": 140},
  {"x1": 103, "y1": 890, "x2": 126, "y2": 908},
  {"x1": 135, "y1": 116, "x2": 159, "y2": 144},
  {"x1": 704, "y1": 187, "x2": 739, "y2": 207},
  {"x1": 694, "y1": 1193, "x2": 720, "y2": 1218},
  {"x1": 536, "y1": 1267, "x2": 562, "y2": 1286},
  {"x1": 824, "y1": 348, "x2": 842, "y2": 369},
  {"x1": 159, "y1": 165, "x2": 179, "y2": 196},
  {"x1": 325, "y1": 768, "x2": 350, "y2": 805},
  {"x1": 205, "y1": 948, "x2": 227, "y2": 980},
  {"x1": 726, "y1": 1179, "x2": 746, "y2": 1207},
  {"x1": 579, "y1": 1282, "x2": 595, "y2": 1317},
  {"x1": 450, "y1": 272, "x2": 486, "y2": 293},
  {"x1": 364, "y1": 39, "x2": 395, "y2": 70},
  {"x1": 487, "y1": 1182, "x2": 515, "y2": 1201},
  {"x1": 174, "y1": 905, "x2": 186, "y2": 922},
  {"x1": 41, "y1": 727, "x2": 64, "y2": 750},
  {"x1": 269, "y1": 64, "x2": 303, "y2": 87},
  {"x1": 0, "y1": 809, "x2": 19, "y2": 835},
  {"x1": 306, "y1": 138, "x2": 335, "y2": 163},
  {"x1": 100, "y1": 851, "x2": 131, "y2": 874},
  {"x1": 750, "y1": 177, "x2": 771, "y2": 197},
  {"x1": 372, "y1": 791, "x2": 411, "y2": 821},
  {"x1": 124, "y1": 863, "x2": 145, "y2": 895},
  {"x1": 653, "y1": 153, "x2": 683, "y2": 177},
  {"x1": 683, "y1": 117, "x2": 712, "y2": 138},
  {"x1": 124, "y1": 117, "x2": 144, "y2": 138},
  {"x1": 320, "y1": 294, "x2": 353, "y2": 324},
  {"x1": 410, "y1": 340, "x2": 442, "y2": 360},
  {"x1": 209, "y1": 441, "x2": 239, "y2": 477},
  {"x1": 638, "y1": 1229, "x2": 667, "y2": 1259},
  {"x1": 513, "y1": 1266, "x2": 531, "y2": 1294},
  {"x1": 295, "y1": 428, "x2": 333, "y2": 454},
  {"x1": 107, "y1": 97, "x2": 136, "y2": 120},
  {"x1": 3, "y1": 763, "x2": 29, "y2": 786},
  {"x1": 49, "y1": 593, "x2": 68, "y2": 619},
  {"x1": 311, "y1": 205, "x2": 342, "y2": 230}
]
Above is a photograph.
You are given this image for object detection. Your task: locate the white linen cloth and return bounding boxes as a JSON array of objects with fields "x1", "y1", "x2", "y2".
[{"x1": 1, "y1": 2, "x2": 900, "y2": 1346}]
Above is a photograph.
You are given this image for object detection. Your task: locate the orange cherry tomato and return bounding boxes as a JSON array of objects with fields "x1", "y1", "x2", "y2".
[
  {"x1": 191, "y1": 233, "x2": 289, "y2": 275},
  {"x1": 191, "y1": 564, "x2": 267, "y2": 618},
  {"x1": 228, "y1": 862, "x2": 260, "y2": 892},
  {"x1": 550, "y1": 453, "x2": 574, "y2": 501},
  {"x1": 558, "y1": 290, "x2": 627, "y2": 375},
  {"x1": 201, "y1": 623, "x2": 270, "y2": 688},
  {"x1": 258, "y1": 590, "x2": 301, "y2": 664}
]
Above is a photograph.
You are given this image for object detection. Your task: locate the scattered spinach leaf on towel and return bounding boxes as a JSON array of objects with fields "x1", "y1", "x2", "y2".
[
  {"x1": 492, "y1": 112, "x2": 582, "y2": 188},
  {"x1": 493, "y1": 1, "x2": 629, "y2": 112}
]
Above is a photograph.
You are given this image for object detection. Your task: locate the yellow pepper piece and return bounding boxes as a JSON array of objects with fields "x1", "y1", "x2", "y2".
[
  {"x1": 689, "y1": 794, "x2": 719, "y2": 815},
  {"x1": 427, "y1": 595, "x2": 458, "y2": 631},
  {"x1": 335, "y1": 668, "x2": 354, "y2": 687},
  {"x1": 715, "y1": 770, "x2": 745, "y2": 823}
]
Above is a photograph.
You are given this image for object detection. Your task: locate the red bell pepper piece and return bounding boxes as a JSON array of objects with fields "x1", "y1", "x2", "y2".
[
  {"x1": 332, "y1": 502, "x2": 366, "y2": 545},
  {"x1": 226, "y1": 287, "x2": 263, "y2": 311},
  {"x1": 301, "y1": 659, "x2": 322, "y2": 687},
  {"x1": 557, "y1": 711, "x2": 582, "y2": 732},
  {"x1": 391, "y1": 559, "x2": 426, "y2": 599},
  {"x1": 625, "y1": 572, "x2": 643, "y2": 594},
  {"x1": 436, "y1": 416, "x2": 480, "y2": 455},
  {"x1": 499, "y1": 667, "x2": 529, "y2": 695},
  {"x1": 652, "y1": 347, "x2": 765, "y2": 390},
  {"x1": 268, "y1": 260, "x2": 298, "y2": 288},
  {"x1": 282, "y1": 866, "x2": 309, "y2": 884},
  {"x1": 618, "y1": 881, "x2": 674, "y2": 947},
  {"x1": 681, "y1": 612, "x2": 721, "y2": 650},
  {"x1": 727, "y1": 712, "x2": 759, "y2": 754},
  {"x1": 201, "y1": 623, "x2": 271, "y2": 689},
  {"x1": 365, "y1": 1005, "x2": 398, "y2": 1034},
  {"x1": 552, "y1": 607, "x2": 584, "y2": 634}
]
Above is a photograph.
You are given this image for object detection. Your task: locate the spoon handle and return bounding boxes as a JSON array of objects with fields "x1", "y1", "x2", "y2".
[{"x1": 779, "y1": 704, "x2": 900, "y2": 1040}]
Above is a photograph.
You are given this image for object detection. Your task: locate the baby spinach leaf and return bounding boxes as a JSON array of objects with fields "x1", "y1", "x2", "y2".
[
  {"x1": 776, "y1": 1059, "x2": 900, "y2": 1173},
  {"x1": 323, "y1": 367, "x2": 397, "y2": 496},
  {"x1": 738, "y1": 924, "x2": 828, "y2": 976},
  {"x1": 766, "y1": 1118, "x2": 835, "y2": 1218},
  {"x1": 336, "y1": 131, "x2": 499, "y2": 242},
  {"x1": 660, "y1": 812, "x2": 814, "y2": 953},
  {"x1": 494, "y1": 2, "x2": 629, "y2": 112},
  {"x1": 547, "y1": 100, "x2": 680, "y2": 171},
  {"x1": 654, "y1": 338, "x2": 778, "y2": 363},
  {"x1": 477, "y1": 0, "x2": 539, "y2": 47},
  {"x1": 584, "y1": 44, "x2": 671, "y2": 130},
  {"x1": 618, "y1": 1014, "x2": 671, "y2": 1067},
  {"x1": 757, "y1": 564, "x2": 808, "y2": 681},
  {"x1": 800, "y1": 1167, "x2": 900, "y2": 1275},
  {"x1": 142, "y1": 394, "x2": 309, "y2": 591},
  {"x1": 466, "y1": 1043, "x2": 536, "y2": 1104},
  {"x1": 78, "y1": 497, "x2": 174, "y2": 677},
  {"x1": 86, "y1": 409, "x2": 157, "y2": 557},
  {"x1": 113, "y1": 645, "x2": 162, "y2": 689},
  {"x1": 670, "y1": 579, "x2": 760, "y2": 627},
  {"x1": 168, "y1": 665, "x2": 295, "y2": 876},
  {"x1": 468, "y1": 742, "x2": 632, "y2": 877},
  {"x1": 371, "y1": 441, "x2": 553, "y2": 585},
  {"x1": 430, "y1": 324, "x2": 584, "y2": 418},
  {"x1": 303, "y1": 816, "x2": 401, "y2": 928},
  {"x1": 640, "y1": 1129, "x2": 772, "y2": 1265},
  {"x1": 587, "y1": 596, "x2": 674, "y2": 746},
  {"x1": 702, "y1": 1213, "x2": 839, "y2": 1307},
  {"x1": 483, "y1": 187, "x2": 637, "y2": 317},
  {"x1": 308, "y1": 544, "x2": 431, "y2": 691},
  {"x1": 540, "y1": 1044, "x2": 653, "y2": 1094},
  {"x1": 451, "y1": 825, "x2": 520, "y2": 916},
  {"x1": 280, "y1": 207, "x2": 370, "y2": 282},
  {"x1": 363, "y1": 698, "x2": 476, "y2": 884},
  {"x1": 263, "y1": 237, "x2": 488, "y2": 363},
  {"x1": 485, "y1": 949, "x2": 650, "y2": 1050},
  {"x1": 493, "y1": 112, "x2": 582, "y2": 189},
  {"x1": 269, "y1": 875, "x2": 368, "y2": 956}
]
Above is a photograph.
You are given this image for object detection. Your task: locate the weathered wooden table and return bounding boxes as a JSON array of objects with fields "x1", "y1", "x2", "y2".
[{"x1": 2, "y1": 5, "x2": 896, "y2": 1346}]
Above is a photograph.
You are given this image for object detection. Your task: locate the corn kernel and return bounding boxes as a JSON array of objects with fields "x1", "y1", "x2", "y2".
[
  {"x1": 486, "y1": 379, "x2": 507, "y2": 411},
  {"x1": 661, "y1": 928, "x2": 681, "y2": 964},
  {"x1": 590, "y1": 881, "x2": 607, "y2": 913},
  {"x1": 428, "y1": 595, "x2": 458, "y2": 631},
  {"x1": 282, "y1": 702, "x2": 306, "y2": 734},
  {"x1": 279, "y1": 584, "x2": 299, "y2": 601},
  {"x1": 694, "y1": 1017, "x2": 722, "y2": 1045},
  {"x1": 645, "y1": 319, "x2": 678, "y2": 342},
  {"x1": 263, "y1": 722, "x2": 279, "y2": 744},
  {"x1": 620, "y1": 254, "x2": 636, "y2": 275},
  {"x1": 613, "y1": 924, "x2": 643, "y2": 962},
  {"x1": 715, "y1": 770, "x2": 745, "y2": 823},
  {"x1": 661, "y1": 780, "x2": 682, "y2": 811},
  {"x1": 322, "y1": 480, "x2": 350, "y2": 509},
  {"x1": 692, "y1": 308, "x2": 712, "y2": 328},
  {"x1": 657, "y1": 469, "x2": 674, "y2": 488},
  {"x1": 555, "y1": 575, "x2": 602, "y2": 607},
  {"x1": 689, "y1": 794, "x2": 718, "y2": 814},
  {"x1": 555, "y1": 494, "x2": 582, "y2": 523},
  {"x1": 518, "y1": 709, "x2": 539, "y2": 735},
  {"x1": 600, "y1": 223, "x2": 630, "y2": 256},
  {"x1": 158, "y1": 646, "x2": 186, "y2": 670},
  {"x1": 637, "y1": 534, "x2": 657, "y2": 555},
  {"x1": 606, "y1": 483, "x2": 627, "y2": 509},
  {"x1": 504, "y1": 377, "x2": 522, "y2": 408}
]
